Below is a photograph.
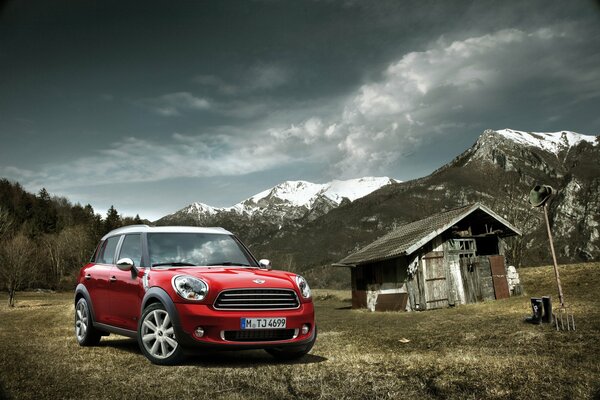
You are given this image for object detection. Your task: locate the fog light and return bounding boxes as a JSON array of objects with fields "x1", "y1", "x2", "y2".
[
  {"x1": 194, "y1": 327, "x2": 205, "y2": 338},
  {"x1": 301, "y1": 324, "x2": 310, "y2": 335}
]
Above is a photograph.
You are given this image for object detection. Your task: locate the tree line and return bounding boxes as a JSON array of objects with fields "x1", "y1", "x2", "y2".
[{"x1": 0, "y1": 178, "x2": 145, "y2": 306}]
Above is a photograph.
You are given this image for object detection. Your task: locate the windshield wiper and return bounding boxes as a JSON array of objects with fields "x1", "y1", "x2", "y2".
[
  {"x1": 207, "y1": 262, "x2": 252, "y2": 267},
  {"x1": 152, "y1": 262, "x2": 197, "y2": 267}
]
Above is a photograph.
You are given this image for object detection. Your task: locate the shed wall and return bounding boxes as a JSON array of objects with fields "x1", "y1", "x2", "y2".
[{"x1": 350, "y1": 234, "x2": 510, "y2": 312}]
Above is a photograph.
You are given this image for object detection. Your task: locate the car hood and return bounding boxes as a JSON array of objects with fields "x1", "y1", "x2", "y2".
[{"x1": 150, "y1": 266, "x2": 297, "y2": 291}]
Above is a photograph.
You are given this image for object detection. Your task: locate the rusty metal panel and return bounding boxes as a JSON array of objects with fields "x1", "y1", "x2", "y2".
[
  {"x1": 489, "y1": 255, "x2": 510, "y2": 299},
  {"x1": 352, "y1": 290, "x2": 367, "y2": 309},
  {"x1": 375, "y1": 293, "x2": 408, "y2": 312}
]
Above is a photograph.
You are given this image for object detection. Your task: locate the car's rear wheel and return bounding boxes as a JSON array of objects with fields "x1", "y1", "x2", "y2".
[
  {"x1": 75, "y1": 298, "x2": 101, "y2": 346},
  {"x1": 266, "y1": 326, "x2": 317, "y2": 360},
  {"x1": 138, "y1": 303, "x2": 184, "y2": 365}
]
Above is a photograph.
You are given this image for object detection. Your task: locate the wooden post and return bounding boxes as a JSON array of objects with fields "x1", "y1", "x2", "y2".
[{"x1": 543, "y1": 203, "x2": 564, "y2": 307}]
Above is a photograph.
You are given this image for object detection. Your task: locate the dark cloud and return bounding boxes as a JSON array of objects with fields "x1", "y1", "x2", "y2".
[{"x1": 0, "y1": 0, "x2": 599, "y2": 218}]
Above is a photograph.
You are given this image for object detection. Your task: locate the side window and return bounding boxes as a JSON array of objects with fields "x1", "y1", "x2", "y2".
[
  {"x1": 118, "y1": 234, "x2": 142, "y2": 267},
  {"x1": 97, "y1": 236, "x2": 120, "y2": 264}
]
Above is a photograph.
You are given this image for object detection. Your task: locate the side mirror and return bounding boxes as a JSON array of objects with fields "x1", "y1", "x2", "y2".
[
  {"x1": 258, "y1": 259, "x2": 272, "y2": 270},
  {"x1": 116, "y1": 257, "x2": 135, "y2": 271}
]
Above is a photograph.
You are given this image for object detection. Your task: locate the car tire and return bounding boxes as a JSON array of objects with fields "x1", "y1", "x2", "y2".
[
  {"x1": 137, "y1": 302, "x2": 185, "y2": 365},
  {"x1": 266, "y1": 326, "x2": 317, "y2": 360},
  {"x1": 75, "y1": 297, "x2": 102, "y2": 346}
]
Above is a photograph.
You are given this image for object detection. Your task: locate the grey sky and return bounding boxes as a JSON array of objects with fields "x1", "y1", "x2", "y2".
[{"x1": 1, "y1": 0, "x2": 599, "y2": 220}]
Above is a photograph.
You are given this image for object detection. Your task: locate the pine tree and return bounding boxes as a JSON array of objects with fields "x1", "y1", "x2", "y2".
[
  {"x1": 104, "y1": 205, "x2": 122, "y2": 233},
  {"x1": 32, "y1": 187, "x2": 58, "y2": 235}
]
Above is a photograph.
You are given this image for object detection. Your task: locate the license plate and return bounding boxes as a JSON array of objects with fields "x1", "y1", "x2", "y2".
[{"x1": 241, "y1": 317, "x2": 286, "y2": 329}]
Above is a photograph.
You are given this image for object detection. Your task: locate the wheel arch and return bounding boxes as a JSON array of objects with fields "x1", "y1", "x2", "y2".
[
  {"x1": 141, "y1": 287, "x2": 181, "y2": 329},
  {"x1": 74, "y1": 284, "x2": 96, "y2": 322}
]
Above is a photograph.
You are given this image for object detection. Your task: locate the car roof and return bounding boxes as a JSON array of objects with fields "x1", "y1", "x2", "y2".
[{"x1": 101, "y1": 225, "x2": 232, "y2": 240}]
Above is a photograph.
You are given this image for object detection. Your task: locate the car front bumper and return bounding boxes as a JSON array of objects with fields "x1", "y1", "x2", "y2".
[{"x1": 172, "y1": 301, "x2": 316, "y2": 350}]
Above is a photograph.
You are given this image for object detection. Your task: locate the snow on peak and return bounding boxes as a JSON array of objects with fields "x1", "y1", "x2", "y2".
[
  {"x1": 249, "y1": 180, "x2": 323, "y2": 208},
  {"x1": 494, "y1": 129, "x2": 596, "y2": 154},
  {"x1": 170, "y1": 177, "x2": 399, "y2": 220},
  {"x1": 185, "y1": 202, "x2": 218, "y2": 215},
  {"x1": 246, "y1": 177, "x2": 397, "y2": 209},
  {"x1": 321, "y1": 177, "x2": 398, "y2": 203}
]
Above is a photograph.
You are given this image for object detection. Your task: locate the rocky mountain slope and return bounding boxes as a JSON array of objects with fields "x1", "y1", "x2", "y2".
[{"x1": 246, "y1": 129, "x2": 599, "y2": 287}]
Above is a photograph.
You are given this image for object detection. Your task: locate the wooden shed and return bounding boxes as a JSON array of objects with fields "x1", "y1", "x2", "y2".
[{"x1": 333, "y1": 203, "x2": 521, "y2": 312}]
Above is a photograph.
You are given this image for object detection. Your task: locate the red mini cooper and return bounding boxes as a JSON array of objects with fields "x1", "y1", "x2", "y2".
[{"x1": 74, "y1": 225, "x2": 316, "y2": 365}]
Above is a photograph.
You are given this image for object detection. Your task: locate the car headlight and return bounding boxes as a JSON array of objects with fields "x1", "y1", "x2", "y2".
[
  {"x1": 295, "y1": 275, "x2": 311, "y2": 299},
  {"x1": 172, "y1": 275, "x2": 209, "y2": 301}
]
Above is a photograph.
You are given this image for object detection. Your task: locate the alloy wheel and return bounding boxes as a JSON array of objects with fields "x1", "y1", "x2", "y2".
[
  {"x1": 75, "y1": 300, "x2": 89, "y2": 342},
  {"x1": 140, "y1": 309, "x2": 178, "y2": 359}
]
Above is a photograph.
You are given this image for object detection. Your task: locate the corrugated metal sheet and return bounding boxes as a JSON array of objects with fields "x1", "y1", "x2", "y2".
[{"x1": 336, "y1": 203, "x2": 520, "y2": 267}]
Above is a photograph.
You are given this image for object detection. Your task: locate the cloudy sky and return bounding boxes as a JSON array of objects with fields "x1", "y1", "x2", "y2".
[{"x1": 1, "y1": 1, "x2": 599, "y2": 220}]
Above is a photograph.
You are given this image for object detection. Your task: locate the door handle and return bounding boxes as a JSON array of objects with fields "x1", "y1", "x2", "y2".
[
  {"x1": 85, "y1": 274, "x2": 92, "y2": 280},
  {"x1": 109, "y1": 276, "x2": 117, "y2": 283}
]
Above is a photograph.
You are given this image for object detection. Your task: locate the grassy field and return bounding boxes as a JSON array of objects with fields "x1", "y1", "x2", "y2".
[{"x1": 1, "y1": 263, "x2": 599, "y2": 400}]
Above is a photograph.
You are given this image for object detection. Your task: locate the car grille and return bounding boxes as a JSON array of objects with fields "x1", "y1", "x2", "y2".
[
  {"x1": 213, "y1": 289, "x2": 300, "y2": 310},
  {"x1": 223, "y1": 329, "x2": 296, "y2": 342}
]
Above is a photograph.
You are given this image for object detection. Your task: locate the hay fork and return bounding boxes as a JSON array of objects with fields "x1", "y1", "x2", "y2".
[
  {"x1": 542, "y1": 202, "x2": 575, "y2": 331},
  {"x1": 529, "y1": 185, "x2": 575, "y2": 331},
  {"x1": 553, "y1": 305, "x2": 575, "y2": 331}
]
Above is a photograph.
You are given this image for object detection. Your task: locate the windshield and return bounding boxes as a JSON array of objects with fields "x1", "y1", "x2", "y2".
[{"x1": 147, "y1": 233, "x2": 257, "y2": 268}]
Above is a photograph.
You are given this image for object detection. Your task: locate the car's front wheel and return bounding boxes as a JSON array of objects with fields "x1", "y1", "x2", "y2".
[
  {"x1": 75, "y1": 297, "x2": 101, "y2": 346},
  {"x1": 137, "y1": 303, "x2": 184, "y2": 365}
]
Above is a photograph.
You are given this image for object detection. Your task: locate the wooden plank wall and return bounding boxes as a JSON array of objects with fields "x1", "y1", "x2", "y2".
[
  {"x1": 477, "y1": 257, "x2": 496, "y2": 301},
  {"x1": 422, "y1": 250, "x2": 449, "y2": 309}
]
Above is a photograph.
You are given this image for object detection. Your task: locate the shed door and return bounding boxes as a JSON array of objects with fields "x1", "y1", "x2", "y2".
[
  {"x1": 460, "y1": 258, "x2": 481, "y2": 303},
  {"x1": 489, "y1": 255, "x2": 510, "y2": 299},
  {"x1": 422, "y1": 251, "x2": 449, "y2": 309}
]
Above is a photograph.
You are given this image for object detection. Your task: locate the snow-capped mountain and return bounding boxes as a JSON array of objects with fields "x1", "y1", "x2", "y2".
[
  {"x1": 156, "y1": 177, "x2": 398, "y2": 227},
  {"x1": 494, "y1": 129, "x2": 596, "y2": 155},
  {"x1": 239, "y1": 177, "x2": 398, "y2": 215},
  {"x1": 456, "y1": 128, "x2": 599, "y2": 174},
  {"x1": 251, "y1": 127, "x2": 598, "y2": 282}
]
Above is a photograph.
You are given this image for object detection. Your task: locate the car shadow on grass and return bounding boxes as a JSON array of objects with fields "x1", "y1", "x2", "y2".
[
  {"x1": 181, "y1": 351, "x2": 327, "y2": 367},
  {"x1": 98, "y1": 338, "x2": 327, "y2": 367},
  {"x1": 98, "y1": 338, "x2": 139, "y2": 353}
]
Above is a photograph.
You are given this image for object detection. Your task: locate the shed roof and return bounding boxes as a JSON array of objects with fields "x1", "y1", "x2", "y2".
[{"x1": 334, "y1": 203, "x2": 521, "y2": 267}]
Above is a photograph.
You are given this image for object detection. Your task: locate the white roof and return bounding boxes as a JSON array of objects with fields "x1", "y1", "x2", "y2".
[{"x1": 102, "y1": 225, "x2": 231, "y2": 240}]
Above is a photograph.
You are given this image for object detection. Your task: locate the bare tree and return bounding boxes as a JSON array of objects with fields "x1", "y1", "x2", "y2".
[
  {"x1": 0, "y1": 233, "x2": 35, "y2": 307},
  {"x1": 482, "y1": 166, "x2": 541, "y2": 267},
  {"x1": 43, "y1": 225, "x2": 91, "y2": 287}
]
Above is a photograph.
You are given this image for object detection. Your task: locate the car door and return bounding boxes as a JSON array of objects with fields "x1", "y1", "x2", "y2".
[
  {"x1": 108, "y1": 233, "x2": 144, "y2": 331},
  {"x1": 89, "y1": 236, "x2": 120, "y2": 324}
]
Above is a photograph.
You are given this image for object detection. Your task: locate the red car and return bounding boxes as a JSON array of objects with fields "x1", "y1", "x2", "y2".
[{"x1": 74, "y1": 225, "x2": 316, "y2": 365}]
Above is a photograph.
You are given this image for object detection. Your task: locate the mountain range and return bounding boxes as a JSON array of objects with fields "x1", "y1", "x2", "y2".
[
  {"x1": 157, "y1": 128, "x2": 599, "y2": 288},
  {"x1": 157, "y1": 177, "x2": 398, "y2": 227}
]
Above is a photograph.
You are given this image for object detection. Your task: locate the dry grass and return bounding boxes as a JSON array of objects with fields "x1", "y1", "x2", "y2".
[{"x1": 1, "y1": 263, "x2": 599, "y2": 399}]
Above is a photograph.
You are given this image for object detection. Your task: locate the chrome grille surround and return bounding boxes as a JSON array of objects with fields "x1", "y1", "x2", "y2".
[{"x1": 213, "y1": 288, "x2": 300, "y2": 310}]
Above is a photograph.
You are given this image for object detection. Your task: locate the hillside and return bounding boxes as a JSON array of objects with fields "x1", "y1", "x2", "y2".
[{"x1": 246, "y1": 129, "x2": 599, "y2": 287}]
